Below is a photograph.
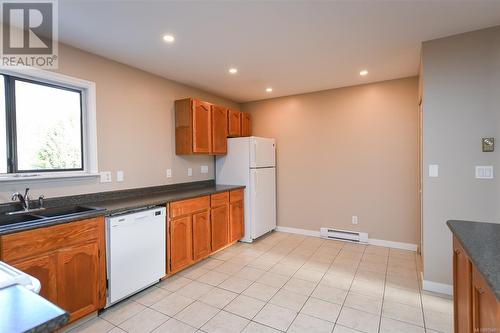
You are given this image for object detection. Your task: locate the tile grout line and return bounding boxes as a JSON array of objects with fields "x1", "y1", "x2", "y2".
[{"x1": 83, "y1": 232, "x2": 438, "y2": 333}]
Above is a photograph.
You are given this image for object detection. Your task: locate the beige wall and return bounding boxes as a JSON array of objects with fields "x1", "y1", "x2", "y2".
[
  {"x1": 0, "y1": 43, "x2": 239, "y2": 203},
  {"x1": 422, "y1": 26, "x2": 500, "y2": 286},
  {"x1": 242, "y1": 77, "x2": 420, "y2": 245}
]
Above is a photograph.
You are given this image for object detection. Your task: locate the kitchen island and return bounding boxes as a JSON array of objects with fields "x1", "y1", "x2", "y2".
[{"x1": 447, "y1": 220, "x2": 500, "y2": 333}]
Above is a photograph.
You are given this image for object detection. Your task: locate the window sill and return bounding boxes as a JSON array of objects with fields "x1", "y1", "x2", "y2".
[{"x1": 0, "y1": 172, "x2": 100, "y2": 184}]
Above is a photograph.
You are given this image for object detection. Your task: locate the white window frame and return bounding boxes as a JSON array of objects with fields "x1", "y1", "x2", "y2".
[{"x1": 0, "y1": 66, "x2": 98, "y2": 183}]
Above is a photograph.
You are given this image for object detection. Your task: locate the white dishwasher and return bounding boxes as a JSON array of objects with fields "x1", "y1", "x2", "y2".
[{"x1": 106, "y1": 206, "x2": 166, "y2": 306}]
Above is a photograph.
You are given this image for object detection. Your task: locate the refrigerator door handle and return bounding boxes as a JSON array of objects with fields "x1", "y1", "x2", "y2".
[
  {"x1": 253, "y1": 141, "x2": 258, "y2": 166},
  {"x1": 254, "y1": 172, "x2": 258, "y2": 196}
]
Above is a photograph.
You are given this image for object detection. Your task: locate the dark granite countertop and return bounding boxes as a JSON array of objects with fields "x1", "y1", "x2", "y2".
[
  {"x1": 0, "y1": 284, "x2": 68, "y2": 333},
  {"x1": 0, "y1": 181, "x2": 244, "y2": 235},
  {"x1": 91, "y1": 184, "x2": 244, "y2": 215},
  {"x1": 447, "y1": 220, "x2": 500, "y2": 301}
]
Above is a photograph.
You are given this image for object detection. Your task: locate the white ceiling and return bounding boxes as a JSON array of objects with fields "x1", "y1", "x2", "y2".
[{"x1": 58, "y1": 1, "x2": 500, "y2": 103}]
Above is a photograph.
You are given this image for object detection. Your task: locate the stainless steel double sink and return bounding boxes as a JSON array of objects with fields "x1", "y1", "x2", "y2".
[{"x1": 0, "y1": 206, "x2": 102, "y2": 227}]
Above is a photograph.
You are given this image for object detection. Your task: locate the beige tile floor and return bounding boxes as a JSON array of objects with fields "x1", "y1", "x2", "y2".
[{"x1": 68, "y1": 231, "x2": 453, "y2": 333}]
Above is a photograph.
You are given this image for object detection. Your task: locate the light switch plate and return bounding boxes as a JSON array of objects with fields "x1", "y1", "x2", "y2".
[
  {"x1": 352, "y1": 216, "x2": 358, "y2": 225},
  {"x1": 475, "y1": 166, "x2": 494, "y2": 179},
  {"x1": 429, "y1": 164, "x2": 439, "y2": 178},
  {"x1": 187, "y1": 168, "x2": 193, "y2": 177},
  {"x1": 201, "y1": 165, "x2": 208, "y2": 174},
  {"x1": 100, "y1": 171, "x2": 112, "y2": 183},
  {"x1": 166, "y1": 169, "x2": 172, "y2": 178},
  {"x1": 116, "y1": 171, "x2": 124, "y2": 182}
]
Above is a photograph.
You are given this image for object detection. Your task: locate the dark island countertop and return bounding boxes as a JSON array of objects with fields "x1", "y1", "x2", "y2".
[
  {"x1": 447, "y1": 220, "x2": 500, "y2": 301},
  {"x1": 0, "y1": 284, "x2": 68, "y2": 333},
  {"x1": 0, "y1": 181, "x2": 244, "y2": 235}
]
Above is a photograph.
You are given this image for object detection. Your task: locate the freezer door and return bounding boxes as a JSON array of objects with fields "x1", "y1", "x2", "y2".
[
  {"x1": 250, "y1": 167, "x2": 277, "y2": 239},
  {"x1": 250, "y1": 137, "x2": 276, "y2": 168}
]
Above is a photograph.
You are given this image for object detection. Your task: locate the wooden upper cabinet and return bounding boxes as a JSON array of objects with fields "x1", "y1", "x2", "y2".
[
  {"x1": 472, "y1": 266, "x2": 500, "y2": 332},
  {"x1": 169, "y1": 216, "x2": 193, "y2": 273},
  {"x1": 240, "y1": 113, "x2": 252, "y2": 137},
  {"x1": 192, "y1": 100, "x2": 212, "y2": 153},
  {"x1": 175, "y1": 98, "x2": 211, "y2": 154},
  {"x1": 228, "y1": 109, "x2": 241, "y2": 137},
  {"x1": 211, "y1": 105, "x2": 228, "y2": 155},
  {"x1": 453, "y1": 238, "x2": 473, "y2": 333},
  {"x1": 192, "y1": 210, "x2": 211, "y2": 260}
]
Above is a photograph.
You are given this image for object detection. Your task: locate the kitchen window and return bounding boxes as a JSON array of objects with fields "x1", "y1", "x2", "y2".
[{"x1": 0, "y1": 68, "x2": 97, "y2": 181}]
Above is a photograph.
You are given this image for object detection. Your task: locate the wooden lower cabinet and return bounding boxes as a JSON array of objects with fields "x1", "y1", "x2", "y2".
[
  {"x1": 192, "y1": 210, "x2": 211, "y2": 260},
  {"x1": 229, "y1": 189, "x2": 244, "y2": 242},
  {"x1": 452, "y1": 235, "x2": 500, "y2": 333},
  {"x1": 169, "y1": 216, "x2": 193, "y2": 272},
  {"x1": 472, "y1": 266, "x2": 500, "y2": 332},
  {"x1": 453, "y1": 238, "x2": 472, "y2": 333},
  {"x1": 12, "y1": 253, "x2": 58, "y2": 303},
  {"x1": 211, "y1": 205, "x2": 229, "y2": 252},
  {"x1": 57, "y1": 243, "x2": 100, "y2": 320},
  {"x1": 167, "y1": 190, "x2": 244, "y2": 275},
  {"x1": 0, "y1": 217, "x2": 106, "y2": 323}
]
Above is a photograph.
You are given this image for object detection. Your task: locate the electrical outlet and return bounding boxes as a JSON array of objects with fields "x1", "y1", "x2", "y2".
[
  {"x1": 352, "y1": 216, "x2": 358, "y2": 225},
  {"x1": 100, "y1": 171, "x2": 112, "y2": 183},
  {"x1": 116, "y1": 171, "x2": 124, "y2": 182},
  {"x1": 201, "y1": 165, "x2": 208, "y2": 174},
  {"x1": 166, "y1": 169, "x2": 172, "y2": 178},
  {"x1": 187, "y1": 168, "x2": 193, "y2": 177}
]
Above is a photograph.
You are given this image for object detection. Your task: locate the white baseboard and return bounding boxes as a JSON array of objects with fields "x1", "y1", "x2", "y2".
[
  {"x1": 368, "y1": 238, "x2": 418, "y2": 251},
  {"x1": 422, "y1": 278, "x2": 453, "y2": 296},
  {"x1": 275, "y1": 226, "x2": 417, "y2": 252},
  {"x1": 276, "y1": 226, "x2": 320, "y2": 237}
]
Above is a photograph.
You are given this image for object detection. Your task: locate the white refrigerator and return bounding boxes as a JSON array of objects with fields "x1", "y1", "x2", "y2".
[{"x1": 216, "y1": 137, "x2": 276, "y2": 242}]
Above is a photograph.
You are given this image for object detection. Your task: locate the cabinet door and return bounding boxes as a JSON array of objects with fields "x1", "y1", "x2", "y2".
[
  {"x1": 170, "y1": 216, "x2": 193, "y2": 273},
  {"x1": 230, "y1": 201, "x2": 244, "y2": 242},
  {"x1": 472, "y1": 267, "x2": 500, "y2": 332},
  {"x1": 12, "y1": 254, "x2": 58, "y2": 304},
  {"x1": 192, "y1": 210, "x2": 211, "y2": 260},
  {"x1": 211, "y1": 105, "x2": 228, "y2": 154},
  {"x1": 57, "y1": 243, "x2": 100, "y2": 321},
  {"x1": 453, "y1": 238, "x2": 472, "y2": 333},
  {"x1": 228, "y1": 109, "x2": 241, "y2": 137},
  {"x1": 211, "y1": 205, "x2": 229, "y2": 252},
  {"x1": 240, "y1": 112, "x2": 251, "y2": 137},
  {"x1": 193, "y1": 100, "x2": 212, "y2": 153}
]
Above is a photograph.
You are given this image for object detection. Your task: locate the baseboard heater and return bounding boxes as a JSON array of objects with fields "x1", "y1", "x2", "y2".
[{"x1": 320, "y1": 228, "x2": 368, "y2": 244}]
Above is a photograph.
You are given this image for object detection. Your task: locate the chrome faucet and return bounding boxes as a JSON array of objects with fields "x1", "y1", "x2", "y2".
[
  {"x1": 11, "y1": 188, "x2": 31, "y2": 211},
  {"x1": 9, "y1": 188, "x2": 45, "y2": 215}
]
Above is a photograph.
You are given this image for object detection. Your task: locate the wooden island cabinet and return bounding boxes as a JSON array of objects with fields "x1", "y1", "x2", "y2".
[
  {"x1": 167, "y1": 189, "x2": 245, "y2": 275},
  {"x1": 0, "y1": 217, "x2": 106, "y2": 323},
  {"x1": 453, "y1": 235, "x2": 500, "y2": 333}
]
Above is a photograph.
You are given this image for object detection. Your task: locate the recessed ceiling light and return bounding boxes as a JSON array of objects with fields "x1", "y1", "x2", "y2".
[
  {"x1": 266, "y1": 87, "x2": 273, "y2": 93},
  {"x1": 360, "y1": 70, "x2": 368, "y2": 76},
  {"x1": 163, "y1": 34, "x2": 175, "y2": 43},
  {"x1": 229, "y1": 68, "x2": 238, "y2": 74}
]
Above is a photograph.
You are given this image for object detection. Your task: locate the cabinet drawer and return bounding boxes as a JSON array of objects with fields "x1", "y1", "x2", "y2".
[
  {"x1": 230, "y1": 189, "x2": 244, "y2": 202},
  {"x1": 211, "y1": 192, "x2": 229, "y2": 207},
  {"x1": 0, "y1": 217, "x2": 103, "y2": 263},
  {"x1": 169, "y1": 196, "x2": 210, "y2": 218}
]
